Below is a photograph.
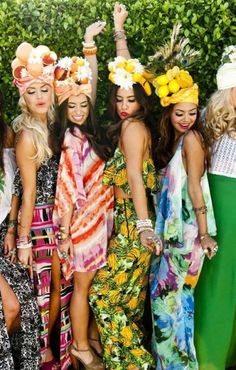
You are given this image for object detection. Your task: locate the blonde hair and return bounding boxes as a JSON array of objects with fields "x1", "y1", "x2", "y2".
[
  {"x1": 13, "y1": 93, "x2": 55, "y2": 166},
  {"x1": 206, "y1": 88, "x2": 236, "y2": 143}
]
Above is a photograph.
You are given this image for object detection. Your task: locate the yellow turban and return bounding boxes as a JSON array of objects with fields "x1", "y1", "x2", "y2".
[{"x1": 160, "y1": 83, "x2": 199, "y2": 107}]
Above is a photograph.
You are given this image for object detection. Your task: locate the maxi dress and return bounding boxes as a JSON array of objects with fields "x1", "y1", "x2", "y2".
[
  {"x1": 89, "y1": 146, "x2": 158, "y2": 370},
  {"x1": 14, "y1": 154, "x2": 73, "y2": 369},
  {"x1": 150, "y1": 135, "x2": 216, "y2": 370},
  {"x1": 0, "y1": 148, "x2": 40, "y2": 370},
  {"x1": 195, "y1": 134, "x2": 236, "y2": 370}
]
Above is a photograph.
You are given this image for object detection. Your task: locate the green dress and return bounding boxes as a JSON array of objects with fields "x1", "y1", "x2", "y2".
[
  {"x1": 89, "y1": 147, "x2": 158, "y2": 370},
  {"x1": 195, "y1": 134, "x2": 236, "y2": 369}
]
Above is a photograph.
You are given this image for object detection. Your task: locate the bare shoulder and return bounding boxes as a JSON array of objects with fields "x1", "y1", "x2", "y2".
[
  {"x1": 15, "y1": 130, "x2": 36, "y2": 157},
  {"x1": 121, "y1": 119, "x2": 147, "y2": 139},
  {"x1": 183, "y1": 130, "x2": 203, "y2": 150}
]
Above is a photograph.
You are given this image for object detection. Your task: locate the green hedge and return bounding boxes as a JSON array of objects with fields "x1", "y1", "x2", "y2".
[{"x1": 0, "y1": 0, "x2": 236, "y2": 121}]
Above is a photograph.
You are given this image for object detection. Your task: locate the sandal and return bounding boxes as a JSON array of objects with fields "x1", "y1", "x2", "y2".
[{"x1": 69, "y1": 344, "x2": 104, "y2": 370}]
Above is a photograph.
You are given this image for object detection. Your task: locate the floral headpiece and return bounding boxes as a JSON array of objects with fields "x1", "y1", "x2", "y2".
[
  {"x1": 148, "y1": 24, "x2": 199, "y2": 107},
  {"x1": 216, "y1": 45, "x2": 236, "y2": 90},
  {"x1": 12, "y1": 42, "x2": 57, "y2": 95},
  {"x1": 54, "y1": 56, "x2": 92, "y2": 105},
  {"x1": 108, "y1": 56, "x2": 152, "y2": 96}
]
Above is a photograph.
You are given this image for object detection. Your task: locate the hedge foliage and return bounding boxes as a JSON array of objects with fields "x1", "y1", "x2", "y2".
[{"x1": 0, "y1": 0, "x2": 236, "y2": 121}]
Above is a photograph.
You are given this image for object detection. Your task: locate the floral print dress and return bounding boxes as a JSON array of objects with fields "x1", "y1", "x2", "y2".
[
  {"x1": 89, "y1": 147, "x2": 158, "y2": 370},
  {"x1": 150, "y1": 135, "x2": 216, "y2": 369}
]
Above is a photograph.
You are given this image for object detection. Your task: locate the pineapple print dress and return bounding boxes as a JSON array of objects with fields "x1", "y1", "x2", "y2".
[{"x1": 89, "y1": 147, "x2": 158, "y2": 370}]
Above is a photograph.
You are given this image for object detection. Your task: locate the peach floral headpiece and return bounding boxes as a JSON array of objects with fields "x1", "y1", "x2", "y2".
[{"x1": 12, "y1": 42, "x2": 57, "y2": 95}]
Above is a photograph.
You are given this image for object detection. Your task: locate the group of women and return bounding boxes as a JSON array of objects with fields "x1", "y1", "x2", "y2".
[{"x1": 0, "y1": 3, "x2": 235, "y2": 370}]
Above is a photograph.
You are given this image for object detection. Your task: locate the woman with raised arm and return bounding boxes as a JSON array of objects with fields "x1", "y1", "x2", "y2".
[
  {"x1": 0, "y1": 90, "x2": 39, "y2": 369},
  {"x1": 149, "y1": 26, "x2": 217, "y2": 369},
  {"x1": 12, "y1": 42, "x2": 72, "y2": 369},
  {"x1": 52, "y1": 21, "x2": 113, "y2": 370},
  {"x1": 195, "y1": 45, "x2": 236, "y2": 370},
  {"x1": 89, "y1": 4, "x2": 161, "y2": 369}
]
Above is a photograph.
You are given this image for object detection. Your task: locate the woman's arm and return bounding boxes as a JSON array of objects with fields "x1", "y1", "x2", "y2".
[
  {"x1": 15, "y1": 131, "x2": 37, "y2": 269},
  {"x1": 83, "y1": 21, "x2": 106, "y2": 106},
  {"x1": 121, "y1": 121, "x2": 161, "y2": 254},
  {"x1": 113, "y1": 3, "x2": 131, "y2": 59},
  {"x1": 4, "y1": 195, "x2": 19, "y2": 261},
  {"x1": 184, "y1": 131, "x2": 217, "y2": 258}
]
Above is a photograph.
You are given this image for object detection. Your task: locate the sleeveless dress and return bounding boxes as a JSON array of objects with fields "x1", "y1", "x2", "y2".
[
  {"x1": 150, "y1": 135, "x2": 216, "y2": 369},
  {"x1": 14, "y1": 155, "x2": 73, "y2": 369},
  {"x1": 195, "y1": 134, "x2": 236, "y2": 369},
  {"x1": 53, "y1": 127, "x2": 114, "y2": 278},
  {"x1": 0, "y1": 148, "x2": 40, "y2": 370},
  {"x1": 89, "y1": 147, "x2": 158, "y2": 370}
]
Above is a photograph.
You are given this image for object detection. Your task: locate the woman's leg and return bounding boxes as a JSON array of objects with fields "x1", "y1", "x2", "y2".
[
  {"x1": 0, "y1": 274, "x2": 20, "y2": 334},
  {"x1": 70, "y1": 271, "x2": 97, "y2": 364},
  {"x1": 44, "y1": 250, "x2": 61, "y2": 362}
]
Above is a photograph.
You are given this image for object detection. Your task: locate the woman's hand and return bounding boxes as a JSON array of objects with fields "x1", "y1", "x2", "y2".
[
  {"x1": 201, "y1": 234, "x2": 218, "y2": 259},
  {"x1": 85, "y1": 21, "x2": 106, "y2": 43},
  {"x1": 113, "y1": 2, "x2": 128, "y2": 30},
  {"x1": 140, "y1": 230, "x2": 163, "y2": 255},
  {"x1": 4, "y1": 230, "x2": 17, "y2": 262},
  {"x1": 57, "y1": 237, "x2": 74, "y2": 260},
  {"x1": 17, "y1": 247, "x2": 33, "y2": 277}
]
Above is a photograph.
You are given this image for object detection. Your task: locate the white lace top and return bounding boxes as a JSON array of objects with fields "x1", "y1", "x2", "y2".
[
  {"x1": 209, "y1": 134, "x2": 236, "y2": 178},
  {"x1": 0, "y1": 148, "x2": 16, "y2": 224}
]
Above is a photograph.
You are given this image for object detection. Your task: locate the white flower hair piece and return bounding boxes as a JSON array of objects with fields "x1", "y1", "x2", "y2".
[
  {"x1": 108, "y1": 56, "x2": 152, "y2": 95},
  {"x1": 54, "y1": 56, "x2": 92, "y2": 86},
  {"x1": 221, "y1": 45, "x2": 236, "y2": 64}
]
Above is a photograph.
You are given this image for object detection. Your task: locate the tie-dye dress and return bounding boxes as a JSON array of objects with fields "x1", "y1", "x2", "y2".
[
  {"x1": 53, "y1": 127, "x2": 114, "y2": 276},
  {"x1": 150, "y1": 135, "x2": 216, "y2": 369}
]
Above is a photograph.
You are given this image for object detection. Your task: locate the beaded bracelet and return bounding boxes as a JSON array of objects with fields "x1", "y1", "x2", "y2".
[
  {"x1": 113, "y1": 30, "x2": 127, "y2": 41},
  {"x1": 199, "y1": 233, "x2": 209, "y2": 241},
  {"x1": 7, "y1": 219, "x2": 17, "y2": 229},
  {"x1": 193, "y1": 205, "x2": 208, "y2": 214}
]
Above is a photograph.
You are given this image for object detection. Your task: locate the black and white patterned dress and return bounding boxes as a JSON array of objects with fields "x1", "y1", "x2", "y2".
[{"x1": 0, "y1": 148, "x2": 40, "y2": 370}]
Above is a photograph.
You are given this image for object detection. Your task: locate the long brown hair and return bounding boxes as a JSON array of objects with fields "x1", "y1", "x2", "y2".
[
  {"x1": 53, "y1": 96, "x2": 108, "y2": 161},
  {"x1": 103, "y1": 83, "x2": 157, "y2": 160},
  {"x1": 152, "y1": 104, "x2": 211, "y2": 170},
  {"x1": 0, "y1": 91, "x2": 7, "y2": 172}
]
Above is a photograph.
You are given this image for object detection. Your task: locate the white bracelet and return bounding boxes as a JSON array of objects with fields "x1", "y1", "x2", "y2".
[
  {"x1": 17, "y1": 242, "x2": 33, "y2": 249},
  {"x1": 82, "y1": 40, "x2": 95, "y2": 48}
]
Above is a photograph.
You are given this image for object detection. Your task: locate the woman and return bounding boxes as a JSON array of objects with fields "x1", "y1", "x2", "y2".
[
  {"x1": 149, "y1": 30, "x2": 217, "y2": 369},
  {"x1": 53, "y1": 22, "x2": 113, "y2": 370},
  {"x1": 12, "y1": 42, "x2": 72, "y2": 369},
  {"x1": 195, "y1": 46, "x2": 236, "y2": 370},
  {"x1": 0, "y1": 90, "x2": 40, "y2": 369},
  {"x1": 89, "y1": 4, "x2": 161, "y2": 369}
]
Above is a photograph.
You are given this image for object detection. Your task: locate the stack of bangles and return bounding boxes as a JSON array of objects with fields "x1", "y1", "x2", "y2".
[
  {"x1": 113, "y1": 29, "x2": 126, "y2": 41},
  {"x1": 57, "y1": 226, "x2": 70, "y2": 245},
  {"x1": 82, "y1": 41, "x2": 97, "y2": 56},
  {"x1": 136, "y1": 218, "x2": 154, "y2": 234},
  {"x1": 16, "y1": 235, "x2": 32, "y2": 249}
]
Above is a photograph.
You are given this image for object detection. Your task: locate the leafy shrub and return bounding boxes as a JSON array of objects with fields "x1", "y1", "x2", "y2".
[{"x1": 0, "y1": 0, "x2": 236, "y2": 121}]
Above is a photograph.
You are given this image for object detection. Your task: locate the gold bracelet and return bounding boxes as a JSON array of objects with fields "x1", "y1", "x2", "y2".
[{"x1": 82, "y1": 46, "x2": 97, "y2": 56}]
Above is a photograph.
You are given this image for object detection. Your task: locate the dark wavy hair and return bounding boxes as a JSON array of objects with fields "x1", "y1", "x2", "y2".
[
  {"x1": 152, "y1": 104, "x2": 211, "y2": 170},
  {"x1": 0, "y1": 91, "x2": 7, "y2": 172},
  {"x1": 103, "y1": 83, "x2": 157, "y2": 160},
  {"x1": 53, "y1": 95, "x2": 108, "y2": 161}
]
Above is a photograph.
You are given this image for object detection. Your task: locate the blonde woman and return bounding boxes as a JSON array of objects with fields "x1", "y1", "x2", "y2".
[
  {"x1": 195, "y1": 46, "x2": 236, "y2": 370},
  {"x1": 12, "y1": 43, "x2": 72, "y2": 369}
]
